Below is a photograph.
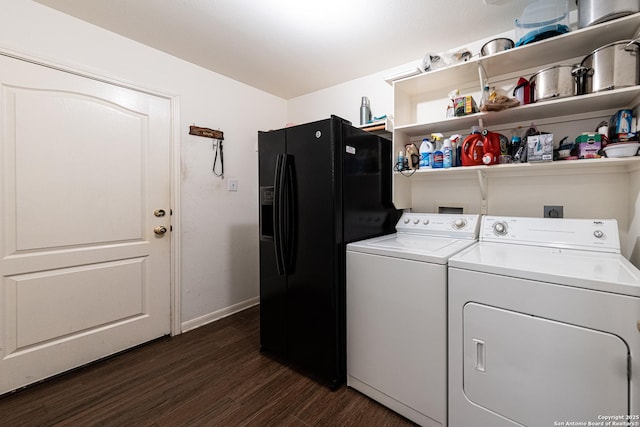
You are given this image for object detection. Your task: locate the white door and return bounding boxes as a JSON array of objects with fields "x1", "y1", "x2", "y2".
[{"x1": 0, "y1": 54, "x2": 172, "y2": 394}]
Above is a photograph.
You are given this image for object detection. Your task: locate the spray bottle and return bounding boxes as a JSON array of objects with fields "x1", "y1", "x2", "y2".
[
  {"x1": 431, "y1": 133, "x2": 444, "y2": 169},
  {"x1": 442, "y1": 137, "x2": 453, "y2": 168}
]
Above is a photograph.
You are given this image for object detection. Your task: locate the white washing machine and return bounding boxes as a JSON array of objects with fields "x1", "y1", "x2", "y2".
[
  {"x1": 346, "y1": 212, "x2": 481, "y2": 427},
  {"x1": 448, "y1": 216, "x2": 640, "y2": 427}
]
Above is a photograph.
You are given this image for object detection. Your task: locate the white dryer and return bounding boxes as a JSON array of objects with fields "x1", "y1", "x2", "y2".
[
  {"x1": 347, "y1": 213, "x2": 481, "y2": 427},
  {"x1": 448, "y1": 216, "x2": 640, "y2": 427}
]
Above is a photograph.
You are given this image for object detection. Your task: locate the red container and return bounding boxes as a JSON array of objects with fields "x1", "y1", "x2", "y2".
[
  {"x1": 513, "y1": 77, "x2": 531, "y2": 105},
  {"x1": 462, "y1": 131, "x2": 502, "y2": 166}
]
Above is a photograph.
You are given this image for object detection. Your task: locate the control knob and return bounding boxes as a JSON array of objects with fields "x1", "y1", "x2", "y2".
[
  {"x1": 493, "y1": 222, "x2": 508, "y2": 236},
  {"x1": 453, "y1": 218, "x2": 466, "y2": 229},
  {"x1": 594, "y1": 230, "x2": 604, "y2": 239},
  {"x1": 404, "y1": 218, "x2": 411, "y2": 224}
]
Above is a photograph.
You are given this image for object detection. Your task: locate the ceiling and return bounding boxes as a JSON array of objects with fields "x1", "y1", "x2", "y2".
[{"x1": 35, "y1": 0, "x2": 558, "y2": 99}]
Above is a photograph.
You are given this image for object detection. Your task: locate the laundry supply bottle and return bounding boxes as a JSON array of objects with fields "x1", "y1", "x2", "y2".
[
  {"x1": 450, "y1": 134, "x2": 461, "y2": 167},
  {"x1": 397, "y1": 150, "x2": 405, "y2": 170},
  {"x1": 419, "y1": 138, "x2": 434, "y2": 168},
  {"x1": 442, "y1": 138, "x2": 453, "y2": 168},
  {"x1": 431, "y1": 133, "x2": 444, "y2": 169}
]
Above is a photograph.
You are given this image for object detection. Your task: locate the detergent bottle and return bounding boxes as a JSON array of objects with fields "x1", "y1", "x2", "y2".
[{"x1": 419, "y1": 138, "x2": 434, "y2": 168}]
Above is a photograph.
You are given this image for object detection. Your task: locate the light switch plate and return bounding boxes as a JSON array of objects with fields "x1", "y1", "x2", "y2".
[{"x1": 227, "y1": 179, "x2": 238, "y2": 192}]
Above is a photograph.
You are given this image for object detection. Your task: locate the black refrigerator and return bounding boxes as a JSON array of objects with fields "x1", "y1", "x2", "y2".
[{"x1": 258, "y1": 115, "x2": 398, "y2": 388}]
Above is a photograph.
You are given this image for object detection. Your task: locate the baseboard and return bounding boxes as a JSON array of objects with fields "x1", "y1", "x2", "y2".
[{"x1": 180, "y1": 297, "x2": 260, "y2": 333}]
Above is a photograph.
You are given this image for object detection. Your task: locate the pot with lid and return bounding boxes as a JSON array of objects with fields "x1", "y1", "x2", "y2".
[
  {"x1": 580, "y1": 40, "x2": 640, "y2": 93},
  {"x1": 530, "y1": 64, "x2": 587, "y2": 102},
  {"x1": 576, "y1": 0, "x2": 640, "y2": 29}
]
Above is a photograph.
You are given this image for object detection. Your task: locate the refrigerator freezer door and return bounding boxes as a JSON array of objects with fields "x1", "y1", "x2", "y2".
[{"x1": 258, "y1": 129, "x2": 287, "y2": 357}]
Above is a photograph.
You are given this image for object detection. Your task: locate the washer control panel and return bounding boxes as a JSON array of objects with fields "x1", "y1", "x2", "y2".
[
  {"x1": 481, "y1": 216, "x2": 620, "y2": 253},
  {"x1": 396, "y1": 213, "x2": 480, "y2": 239}
]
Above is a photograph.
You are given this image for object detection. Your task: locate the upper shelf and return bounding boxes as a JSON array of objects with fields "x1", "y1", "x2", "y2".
[
  {"x1": 393, "y1": 12, "x2": 640, "y2": 99},
  {"x1": 395, "y1": 85, "x2": 640, "y2": 136}
]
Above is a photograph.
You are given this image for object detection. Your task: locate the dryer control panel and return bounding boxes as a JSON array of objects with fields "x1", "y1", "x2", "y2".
[
  {"x1": 480, "y1": 216, "x2": 620, "y2": 253},
  {"x1": 396, "y1": 213, "x2": 480, "y2": 239}
]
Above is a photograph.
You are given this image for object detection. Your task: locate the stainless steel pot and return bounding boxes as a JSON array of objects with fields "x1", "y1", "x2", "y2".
[
  {"x1": 530, "y1": 65, "x2": 582, "y2": 102},
  {"x1": 480, "y1": 38, "x2": 515, "y2": 56},
  {"x1": 581, "y1": 40, "x2": 640, "y2": 93},
  {"x1": 576, "y1": 0, "x2": 640, "y2": 28}
]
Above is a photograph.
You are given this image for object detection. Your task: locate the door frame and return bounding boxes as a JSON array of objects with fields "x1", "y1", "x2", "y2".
[{"x1": 0, "y1": 46, "x2": 182, "y2": 336}]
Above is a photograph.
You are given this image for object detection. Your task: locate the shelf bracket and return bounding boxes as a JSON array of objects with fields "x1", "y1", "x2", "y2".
[
  {"x1": 477, "y1": 169, "x2": 488, "y2": 214},
  {"x1": 477, "y1": 61, "x2": 488, "y2": 91}
]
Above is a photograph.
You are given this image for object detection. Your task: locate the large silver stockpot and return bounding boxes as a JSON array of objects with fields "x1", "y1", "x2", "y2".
[
  {"x1": 576, "y1": 0, "x2": 640, "y2": 29},
  {"x1": 580, "y1": 40, "x2": 640, "y2": 93},
  {"x1": 530, "y1": 64, "x2": 583, "y2": 102}
]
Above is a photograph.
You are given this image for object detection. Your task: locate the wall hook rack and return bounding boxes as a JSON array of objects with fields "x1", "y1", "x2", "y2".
[
  {"x1": 189, "y1": 125, "x2": 225, "y2": 178},
  {"x1": 189, "y1": 125, "x2": 224, "y2": 140}
]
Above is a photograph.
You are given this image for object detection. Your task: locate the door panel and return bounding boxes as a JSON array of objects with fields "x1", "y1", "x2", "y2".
[
  {"x1": 0, "y1": 54, "x2": 171, "y2": 394},
  {"x1": 11, "y1": 88, "x2": 145, "y2": 249},
  {"x1": 463, "y1": 303, "x2": 628, "y2": 426},
  {"x1": 9, "y1": 259, "x2": 145, "y2": 349}
]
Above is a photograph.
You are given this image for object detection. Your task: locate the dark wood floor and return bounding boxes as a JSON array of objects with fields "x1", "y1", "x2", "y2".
[{"x1": 0, "y1": 306, "x2": 416, "y2": 426}]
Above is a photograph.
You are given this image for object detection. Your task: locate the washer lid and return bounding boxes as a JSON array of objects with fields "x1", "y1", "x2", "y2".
[
  {"x1": 449, "y1": 242, "x2": 640, "y2": 296},
  {"x1": 347, "y1": 233, "x2": 478, "y2": 264}
]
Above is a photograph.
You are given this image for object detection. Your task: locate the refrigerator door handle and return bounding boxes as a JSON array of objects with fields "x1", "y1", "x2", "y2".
[
  {"x1": 284, "y1": 155, "x2": 297, "y2": 272},
  {"x1": 273, "y1": 154, "x2": 287, "y2": 275}
]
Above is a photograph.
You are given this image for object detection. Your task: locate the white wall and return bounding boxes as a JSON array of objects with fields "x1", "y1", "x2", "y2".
[
  {"x1": 286, "y1": 30, "x2": 515, "y2": 126},
  {"x1": 287, "y1": 64, "x2": 412, "y2": 127},
  {"x1": 0, "y1": 0, "x2": 287, "y2": 330}
]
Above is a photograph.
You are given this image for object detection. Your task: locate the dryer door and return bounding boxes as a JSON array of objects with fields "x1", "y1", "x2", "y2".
[{"x1": 463, "y1": 303, "x2": 629, "y2": 426}]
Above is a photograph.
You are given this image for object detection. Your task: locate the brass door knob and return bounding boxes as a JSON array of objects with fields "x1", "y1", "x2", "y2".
[{"x1": 154, "y1": 226, "x2": 167, "y2": 236}]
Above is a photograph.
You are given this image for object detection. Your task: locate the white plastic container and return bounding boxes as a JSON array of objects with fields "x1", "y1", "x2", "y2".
[
  {"x1": 515, "y1": 0, "x2": 570, "y2": 46},
  {"x1": 603, "y1": 142, "x2": 640, "y2": 157},
  {"x1": 419, "y1": 138, "x2": 434, "y2": 168}
]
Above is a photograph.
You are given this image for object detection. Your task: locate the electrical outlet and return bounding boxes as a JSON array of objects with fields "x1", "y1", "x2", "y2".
[
  {"x1": 544, "y1": 205, "x2": 563, "y2": 218},
  {"x1": 227, "y1": 179, "x2": 238, "y2": 192}
]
